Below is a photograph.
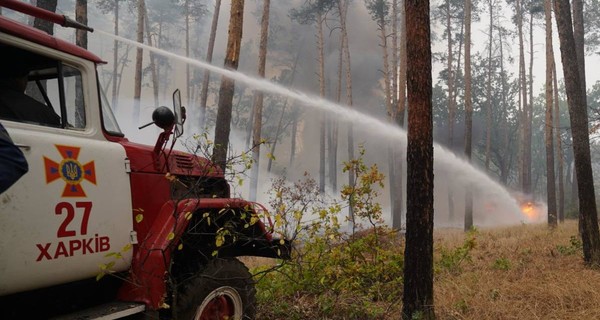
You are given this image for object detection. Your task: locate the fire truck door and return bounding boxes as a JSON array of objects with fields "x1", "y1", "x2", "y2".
[{"x1": 0, "y1": 63, "x2": 133, "y2": 296}]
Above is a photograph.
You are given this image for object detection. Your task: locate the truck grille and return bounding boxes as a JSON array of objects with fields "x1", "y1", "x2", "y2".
[{"x1": 173, "y1": 154, "x2": 194, "y2": 170}]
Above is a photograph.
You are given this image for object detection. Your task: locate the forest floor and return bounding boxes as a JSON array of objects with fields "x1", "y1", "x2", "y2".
[{"x1": 245, "y1": 219, "x2": 600, "y2": 319}]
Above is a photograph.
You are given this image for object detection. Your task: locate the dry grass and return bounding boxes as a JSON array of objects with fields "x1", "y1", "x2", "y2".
[
  {"x1": 247, "y1": 220, "x2": 600, "y2": 319},
  {"x1": 434, "y1": 220, "x2": 600, "y2": 320}
]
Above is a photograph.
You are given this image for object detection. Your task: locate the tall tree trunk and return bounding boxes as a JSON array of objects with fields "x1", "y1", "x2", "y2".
[
  {"x1": 185, "y1": 0, "x2": 191, "y2": 104},
  {"x1": 553, "y1": 61, "x2": 565, "y2": 222},
  {"x1": 34, "y1": 0, "x2": 57, "y2": 34},
  {"x1": 464, "y1": 0, "x2": 473, "y2": 232},
  {"x1": 553, "y1": 0, "x2": 600, "y2": 265},
  {"x1": 445, "y1": 0, "x2": 456, "y2": 222},
  {"x1": 75, "y1": 0, "x2": 87, "y2": 128},
  {"x1": 329, "y1": 38, "x2": 343, "y2": 191},
  {"x1": 317, "y1": 12, "x2": 326, "y2": 194},
  {"x1": 144, "y1": 5, "x2": 158, "y2": 108},
  {"x1": 199, "y1": 0, "x2": 222, "y2": 130},
  {"x1": 402, "y1": 0, "x2": 435, "y2": 317},
  {"x1": 395, "y1": 0, "x2": 407, "y2": 229},
  {"x1": 499, "y1": 28, "x2": 510, "y2": 184},
  {"x1": 212, "y1": 0, "x2": 245, "y2": 172},
  {"x1": 132, "y1": 0, "x2": 145, "y2": 125},
  {"x1": 338, "y1": 0, "x2": 355, "y2": 225},
  {"x1": 485, "y1": 0, "x2": 493, "y2": 170},
  {"x1": 571, "y1": 0, "x2": 585, "y2": 213},
  {"x1": 525, "y1": 10, "x2": 534, "y2": 194},
  {"x1": 111, "y1": 0, "x2": 120, "y2": 111},
  {"x1": 250, "y1": 0, "x2": 270, "y2": 201},
  {"x1": 516, "y1": 0, "x2": 529, "y2": 193},
  {"x1": 545, "y1": 0, "x2": 557, "y2": 227}
]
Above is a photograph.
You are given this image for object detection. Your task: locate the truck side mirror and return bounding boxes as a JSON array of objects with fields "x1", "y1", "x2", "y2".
[{"x1": 173, "y1": 89, "x2": 185, "y2": 138}]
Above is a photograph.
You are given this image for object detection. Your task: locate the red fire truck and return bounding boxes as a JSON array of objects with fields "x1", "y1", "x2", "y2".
[{"x1": 0, "y1": 1, "x2": 288, "y2": 319}]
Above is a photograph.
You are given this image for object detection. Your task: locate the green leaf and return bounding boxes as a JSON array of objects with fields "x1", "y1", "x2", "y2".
[{"x1": 135, "y1": 214, "x2": 144, "y2": 223}]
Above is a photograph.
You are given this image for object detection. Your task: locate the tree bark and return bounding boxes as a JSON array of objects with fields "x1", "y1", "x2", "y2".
[
  {"x1": 34, "y1": 0, "x2": 57, "y2": 34},
  {"x1": 545, "y1": 0, "x2": 557, "y2": 227},
  {"x1": 199, "y1": 0, "x2": 222, "y2": 130},
  {"x1": 317, "y1": 11, "x2": 326, "y2": 194},
  {"x1": 111, "y1": 0, "x2": 120, "y2": 111},
  {"x1": 464, "y1": 0, "x2": 473, "y2": 232},
  {"x1": 250, "y1": 0, "x2": 270, "y2": 201},
  {"x1": 402, "y1": 0, "x2": 435, "y2": 318},
  {"x1": 485, "y1": 0, "x2": 493, "y2": 170},
  {"x1": 144, "y1": 4, "x2": 158, "y2": 108},
  {"x1": 553, "y1": 61, "x2": 565, "y2": 222},
  {"x1": 553, "y1": 0, "x2": 600, "y2": 265},
  {"x1": 132, "y1": 0, "x2": 145, "y2": 125},
  {"x1": 212, "y1": 0, "x2": 245, "y2": 172},
  {"x1": 395, "y1": 0, "x2": 407, "y2": 229},
  {"x1": 499, "y1": 28, "x2": 510, "y2": 184},
  {"x1": 525, "y1": 9, "x2": 534, "y2": 194},
  {"x1": 338, "y1": 0, "x2": 355, "y2": 226},
  {"x1": 445, "y1": 0, "x2": 456, "y2": 222},
  {"x1": 516, "y1": 0, "x2": 529, "y2": 193},
  {"x1": 75, "y1": 0, "x2": 87, "y2": 128}
]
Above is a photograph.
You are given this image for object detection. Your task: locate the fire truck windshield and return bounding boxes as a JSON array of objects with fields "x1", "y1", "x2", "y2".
[{"x1": 98, "y1": 82, "x2": 123, "y2": 136}]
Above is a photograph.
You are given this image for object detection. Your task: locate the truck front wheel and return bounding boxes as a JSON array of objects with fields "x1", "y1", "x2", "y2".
[{"x1": 175, "y1": 258, "x2": 256, "y2": 320}]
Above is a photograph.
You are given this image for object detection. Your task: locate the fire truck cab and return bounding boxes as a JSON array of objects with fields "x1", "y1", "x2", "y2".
[{"x1": 0, "y1": 1, "x2": 287, "y2": 319}]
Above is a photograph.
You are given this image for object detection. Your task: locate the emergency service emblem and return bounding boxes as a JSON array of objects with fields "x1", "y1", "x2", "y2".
[{"x1": 44, "y1": 145, "x2": 96, "y2": 197}]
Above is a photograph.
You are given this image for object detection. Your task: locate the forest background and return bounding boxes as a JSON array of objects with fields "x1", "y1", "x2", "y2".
[{"x1": 5, "y1": 0, "x2": 599, "y2": 229}]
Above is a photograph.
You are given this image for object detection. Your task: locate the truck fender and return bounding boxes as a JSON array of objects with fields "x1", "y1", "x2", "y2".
[{"x1": 117, "y1": 199, "x2": 201, "y2": 309}]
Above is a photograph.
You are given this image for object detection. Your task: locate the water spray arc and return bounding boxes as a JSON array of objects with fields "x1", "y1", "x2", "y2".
[{"x1": 95, "y1": 30, "x2": 525, "y2": 225}]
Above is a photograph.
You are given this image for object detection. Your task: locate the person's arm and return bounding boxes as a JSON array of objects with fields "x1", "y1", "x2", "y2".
[{"x1": 0, "y1": 123, "x2": 29, "y2": 194}]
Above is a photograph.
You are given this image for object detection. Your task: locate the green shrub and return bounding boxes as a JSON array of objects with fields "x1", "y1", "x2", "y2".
[
  {"x1": 254, "y1": 147, "x2": 403, "y2": 319},
  {"x1": 556, "y1": 235, "x2": 583, "y2": 256},
  {"x1": 436, "y1": 230, "x2": 477, "y2": 275}
]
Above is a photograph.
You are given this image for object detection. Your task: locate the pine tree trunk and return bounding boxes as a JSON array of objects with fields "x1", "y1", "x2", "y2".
[
  {"x1": 317, "y1": 12, "x2": 326, "y2": 194},
  {"x1": 525, "y1": 11, "x2": 534, "y2": 194},
  {"x1": 485, "y1": 0, "x2": 492, "y2": 170},
  {"x1": 250, "y1": 0, "x2": 270, "y2": 201},
  {"x1": 111, "y1": 1, "x2": 120, "y2": 111},
  {"x1": 464, "y1": 0, "x2": 473, "y2": 231},
  {"x1": 34, "y1": 0, "x2": 57, "y2": 34},
  {"x1": 75, "y1": 0, "x2": 87, "y2": 128},
  {"x1": 445, "y1": 0, "x2": 456, "y2": 222},
  {"x1": 499, "y1": 29, "x2": 510, "y2": 184},
  {"x1": 516, "y1": 0, "x2": 528, "y2": 193},
  {"x1": 545, "y1": 0, "x2": 557, "y2": 227},
  {"x1": 338, "y1": 0, "x2": 355, "y2": 225},
  {"x1": 553, "y1": 0, "x2": 600, "y2": 265},
  {"x1": 395, "y1": 0, "x2": 407, "y2": 229},
  {"x1": 553, "y1": 62, "x2": 565, "y2": 222},
  {"x1": 199, "y1": 0, "x2": 222, "y2": 130},
  {"x1": 212, "y1": 0, "x2": 245, "y2": 172},
  {"x1": 132, "y1": 0, "x2": 145, "y2": 125},
  {"x1": 402, "y1": 0, "x2": 435, "y2": 316},
  {"x1": 144, "y1": 5, "x2": 158, "y2": 108}
]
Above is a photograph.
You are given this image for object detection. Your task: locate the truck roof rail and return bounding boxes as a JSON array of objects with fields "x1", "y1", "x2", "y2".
[{"x1": 0, "y1": 0, "x2": 93, "y2": 32}]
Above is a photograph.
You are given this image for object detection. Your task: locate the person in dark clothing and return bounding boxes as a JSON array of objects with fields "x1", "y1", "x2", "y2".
[
  {"x1": 0, "y1": 67, "x2": 61, "y2": 127},
  {"x1": 0, "y1": 122, "x2": 29, "y2": 194}
]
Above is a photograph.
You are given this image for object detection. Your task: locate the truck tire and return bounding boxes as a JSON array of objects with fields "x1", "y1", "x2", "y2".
[{"x1": 175, "y1": 258, "x2": 256, "y2": 320}]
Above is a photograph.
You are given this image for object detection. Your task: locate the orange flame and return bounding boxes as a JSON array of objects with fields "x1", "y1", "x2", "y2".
[{"x1": 521, "y1": 202, "x2": 539, "y2": 221}]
